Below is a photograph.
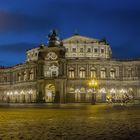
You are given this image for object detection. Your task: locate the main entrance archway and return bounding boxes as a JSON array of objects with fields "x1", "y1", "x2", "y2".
[{"x1": 45, "y1": 84, "x2": 55, "y2": 102}]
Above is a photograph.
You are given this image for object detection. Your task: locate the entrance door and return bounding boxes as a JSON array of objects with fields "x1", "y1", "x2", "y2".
[{"x1": 45, "y1": 84, "x2": 55, "y2": 102}]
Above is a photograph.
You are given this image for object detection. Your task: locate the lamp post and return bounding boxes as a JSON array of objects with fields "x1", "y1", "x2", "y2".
[{"x1": 89, "y1": 79, "x2": 98, "y2": 105}]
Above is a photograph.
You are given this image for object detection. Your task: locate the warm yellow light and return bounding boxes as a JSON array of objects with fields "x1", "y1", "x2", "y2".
[
  {"x1": 47, "y1": 92, "x2": 52, "y2": 97},
  {"x1": 89, "y1": 82, "x2": 91, "y2": 86},
  {"x1": 120, "y1": 89, "x2": 126, "y2": 93},
  {"x1": 89, "y1": 79, "x2": 98, "y2": 87},
  {"x1": 75, "y1": 89, "x2": 80, "y2": 93},
  {"x1": 107, "y1": 95, "x2": 111, "y2": 99}
]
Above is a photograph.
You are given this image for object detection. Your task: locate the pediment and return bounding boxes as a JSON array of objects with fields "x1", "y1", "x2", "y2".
[{"x1": 63, "y1": 35, "x2": 99, "y2": 44}]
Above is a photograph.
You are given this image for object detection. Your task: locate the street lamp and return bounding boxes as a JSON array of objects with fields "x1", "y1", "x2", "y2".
[{"x1": 89, "y1": 79, "x2": 98, "y2": 105}]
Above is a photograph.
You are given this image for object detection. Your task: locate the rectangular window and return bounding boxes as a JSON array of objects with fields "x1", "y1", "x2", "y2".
[
  {"x1": 29, "y1": 71, "x2": 34, "y2": 80},
  {"x1": 87, "y1": 48, "x2": 91, "y2": 52},
  {"x1": 69, "y1": 70, "x2": 75, "y2": 78},
  {"x1": 101, "y1": 49, "x2": 104, "y2": 53},
  {"x1": 72, "y1": 48, "x2": 76, "y2": 52},
  {"x1": 66, "y1": 48, "x2": 68, "y2": 52},
  {"x1": 90, "y1": 71, "x2": 96, "y2": 78},
  {"x1": 110, "y1": 71, "x2": 115, "y2": 79},
  {"x1": 23, "y1": 72, "x2": 27, "y2": 81},
  {"x1": 94, "y1": 48, "x2": 98, "y2": 53},
  {"x1": 79, "y1": 70, "x2": 86, "y2": 78},
  {"x1": 128, "y1": 69, "x2": 132, "y2": 78},
  {"x1": 101, "y1": 70, "x2": 106, "y2": 78},
  {"x1": 80, "y1": 48, "x2": 84, "y2": 52},
  {"x1": 4, "y1": 77, "x2": 7, "y2": 82}
]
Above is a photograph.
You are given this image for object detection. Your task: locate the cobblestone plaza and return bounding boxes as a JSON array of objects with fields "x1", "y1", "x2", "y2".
[{"x1": 0, "y1": 104, "x2": 139, "y2": 140}]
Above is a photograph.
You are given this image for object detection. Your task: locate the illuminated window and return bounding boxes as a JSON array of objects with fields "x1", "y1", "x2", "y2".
[
  {"x1": 100, "y1": 68, "x2": 106, "y2": 78},
  {"x1": 90, "y1": 67, "x2": 96, "y2": 78},
  {"x1": 100, "y1": 88, "x2": 106, "y2": 93},
  {"x1": 80, "y1": 87, "x2": 85, "y2": 93},
  {"x1": 110, "y1": 88, "x2": 116, "y2": 94},
  {"x1": 110, "y1": 69, "x2": 115, "y2": 79},
  {"x1": 14, "y1": 91, "x2": 18, "y2": 95},
  {"x1": 69, "y1": 87, "x2": 74, "y2": 92},
  {"x1": 79, "y1": 67, "x2": 86, "y2": 78},
  {"x1": 69, "y1": 68, "x2": 75, "y2": 78},
  {"x1": 23, "y1": 71, "x2": 27, "y2": 81},
  {"x1": 128, "y1": 68, "x2": 132, "y2": 77},
  {"x1": 29, "y1": 69, "x2": 34, "y2": 80}
]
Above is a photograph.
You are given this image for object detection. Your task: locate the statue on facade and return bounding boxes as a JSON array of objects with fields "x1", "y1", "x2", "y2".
[{"x1": 48, "y1": 29, "x2": 62, "y2": 47}]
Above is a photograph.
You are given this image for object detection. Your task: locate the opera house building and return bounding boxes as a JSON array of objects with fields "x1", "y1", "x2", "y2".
[{"x1": 0, "y1": 30, "x2": 140, "y2": 103}]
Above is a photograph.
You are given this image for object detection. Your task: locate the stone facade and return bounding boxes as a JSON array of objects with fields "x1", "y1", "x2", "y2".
[{"x1": 0, "y1": 30, "x2": 140, "y2": 103}]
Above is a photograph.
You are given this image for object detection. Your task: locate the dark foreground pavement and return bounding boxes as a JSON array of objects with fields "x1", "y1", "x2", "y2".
[{"x1": 0, "y1": 103, "x2": 139, "y2": 140}]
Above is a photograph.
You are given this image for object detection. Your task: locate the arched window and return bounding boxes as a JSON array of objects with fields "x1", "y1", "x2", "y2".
[
  {"x1": 80, "y1": 87, "x2": 85, "y2": 93},
  {"x1": 99, "y1": 88, "x2": 106, "y2": 102},
  {"x1": 79, "y1": 67, "x2": 86, "y2": 78},
  {"x1": 100, "y1": 68, "x2": 106, "y2": 79},
  {"x1": 29, "y1": 69, "x2": 34, "y2": 80},
  {"x1": 127, "y1": 68, "x2": 132, "y2": 78},
  {"x1": 90, "y1": 67, "x2": 96, "y2": 78},
  {"x1": 23, "y1": 71, "x2": 27, "y2": 81},
  {"x1": 110, "y1": 88, "x2": 116, "y2": 96},
  {"x1": 110, "y1": 68, "x2": 115, "y2": 79},
  {"x1": 99, "y1": 88, "x2": 106, "y2": 94},
  {"x1": 69, "y1": 87, "x2": 75, "y2": 93},
  {"x1": 18, "y1": 73, "x2": 21, "y2": 81},
  {"x1": 68, "y1": 67, "x2": 75, "y2": 78}
]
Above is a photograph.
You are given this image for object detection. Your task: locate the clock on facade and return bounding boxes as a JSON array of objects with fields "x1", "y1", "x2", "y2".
[{"x1": 47, "y1": 52, "x2": 58, "y2": 60}]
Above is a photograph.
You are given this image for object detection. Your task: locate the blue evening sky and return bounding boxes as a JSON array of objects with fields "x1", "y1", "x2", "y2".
[{"x1": 0, "y1": 0, "x2": 140, "y2": 66}]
